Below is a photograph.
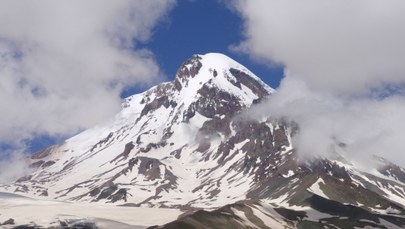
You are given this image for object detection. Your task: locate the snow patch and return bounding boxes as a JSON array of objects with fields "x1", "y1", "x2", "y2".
[{"x1": 307, "y1": 178, "x2": 329, "y2": 199}]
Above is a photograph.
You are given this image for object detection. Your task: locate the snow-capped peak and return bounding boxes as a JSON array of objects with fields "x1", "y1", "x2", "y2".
[
  {"x1": 175, "y1": 53, "x2": 274, "y2": 95},
  {"x1": 192, "y1": 52, "x2": 271, "y2": 86},
  {"x1": 120, "y1": 53, "x2": 275, "y2": 127},
  {"x1": 2, "y1": 53, "x2": 281, "y2": 208}
]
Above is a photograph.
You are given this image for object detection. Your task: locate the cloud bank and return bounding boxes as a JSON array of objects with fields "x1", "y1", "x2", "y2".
[
  {"x1": 233, "y1": 0, "x2": 405, "y2": 165},
  {"x1": 248, "y1": 77, "x2": 405, "y2": 165},
  {"x1": 234, "y1": 0, "x2": 405, "y2": 94},
  {"x1": 0, "y1": 0, "x2": 175, "y2": 149}
]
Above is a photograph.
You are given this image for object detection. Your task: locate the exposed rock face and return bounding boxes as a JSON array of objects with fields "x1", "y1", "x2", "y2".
[
  {"x1": 152, "y1": 199, "x2": 405, "y2": 229},
  {"x1": 3, "y1": 53, "x2": 405, "y2": 228},
  {"x1": 229, "y1": 68, "x2": 270, "y2": 98},
  {"x1": 1, "y1": 218, "x2": 15, "y2": 226},
  {"x1": 176, "y1": 54, "x2": 203, "y2": 83},
  {"x1": 16, "y1": 175, "x2": 32, "y2": 183},
  {"x1": 30, "y1": 145, "x2": 60, "y2": 159}
]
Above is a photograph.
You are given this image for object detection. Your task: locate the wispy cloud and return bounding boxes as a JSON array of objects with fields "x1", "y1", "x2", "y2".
[
  {"x1": 0, "y1": 0, "x2": 175, "y2": 149},
  {"x1": 0, "y1": 148, "x2": 31, "y2": 183},
  {"x1": 233, "y1": 0, "x2": 405, "y2": 165}
]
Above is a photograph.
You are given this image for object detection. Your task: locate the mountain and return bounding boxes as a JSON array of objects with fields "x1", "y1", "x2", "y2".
[{"x1": 2, "y1": 53, "x2": 405, "y2": 228}]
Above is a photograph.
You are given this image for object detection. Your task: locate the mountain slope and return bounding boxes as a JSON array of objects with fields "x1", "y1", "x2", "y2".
[
  {"x1": 152, "y1": 198, "x2": 405, "y2": 229},
  {"x1": 1, "y1": 53, "x2": 276, "y2": 208},
  {"x1": 1, "y1": 53, "x2": 405, "y2": 228}
]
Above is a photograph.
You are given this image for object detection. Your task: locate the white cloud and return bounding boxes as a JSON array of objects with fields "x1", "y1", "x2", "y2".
[
  {"x1": 233, "y1": 0, "x2": 405, "y2": 94},
  {"x1": 233, "y1": 0, "x2": 405, "y2": 165},
  {"x1": 248, "y1": 77, "x2": 405, "y2": 165},
  {"x1": 0, "y1": 0, "x2": 175, "y2": 148},
  {"x1": 0, "y1": 149, "x2": 31, "y2": 183}
]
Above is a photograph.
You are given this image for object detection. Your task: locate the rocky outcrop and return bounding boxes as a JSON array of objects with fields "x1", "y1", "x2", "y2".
[{"x1": 176, "y1": 54, "x2": 203, "y2": 83}]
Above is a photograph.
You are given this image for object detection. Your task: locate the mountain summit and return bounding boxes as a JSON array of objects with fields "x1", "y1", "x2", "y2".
[
  {"x1": 2, "y1": 53, "x2": 275, "y2": 206},
  {"x1": 2, "y1": 54, "x2": 405, "y2": 228},
  {"x1": 123, "y1": 53, "x2": 273, "y2": 121}
]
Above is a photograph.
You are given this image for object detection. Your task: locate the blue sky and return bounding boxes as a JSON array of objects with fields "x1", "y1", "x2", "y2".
[
  {"x1": 121, "y1": 0, "x2": 283, "y2": 97},
  {"x1": 26, "y1": 1, "x2": 283, "y2": 154}
]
